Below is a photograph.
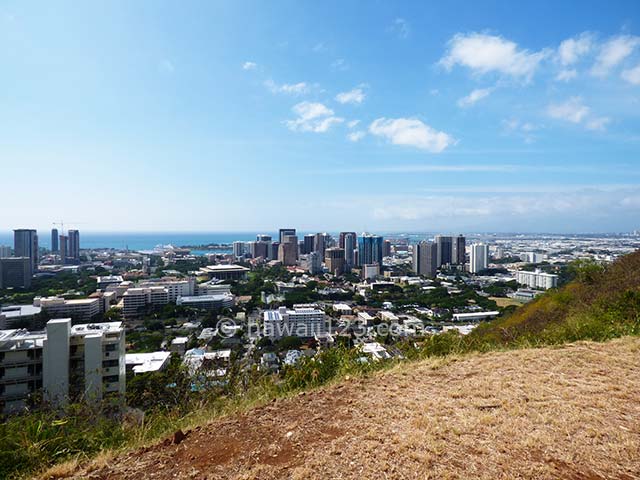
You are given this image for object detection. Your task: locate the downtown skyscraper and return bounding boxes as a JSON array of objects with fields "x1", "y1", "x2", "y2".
[{"x1": 357, "y1": 233, "x2": 383, "y2": 266}]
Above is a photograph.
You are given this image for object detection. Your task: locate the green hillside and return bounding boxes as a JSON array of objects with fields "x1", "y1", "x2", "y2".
[{"x1": 469, "y1": 250, "x2": 640, "y2": 347}]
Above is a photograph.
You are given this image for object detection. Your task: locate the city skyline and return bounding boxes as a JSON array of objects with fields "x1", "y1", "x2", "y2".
[{"x1": 1, "y1": 1, "x2": 640, "y2": 232}]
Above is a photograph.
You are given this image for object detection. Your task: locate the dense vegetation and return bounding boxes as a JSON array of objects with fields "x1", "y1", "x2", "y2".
[{"x1": 3, "y1": 251, "x2": 640, "y2": 479}]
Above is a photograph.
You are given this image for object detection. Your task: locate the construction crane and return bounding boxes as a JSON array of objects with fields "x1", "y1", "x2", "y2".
[{"x1": 51, "y1": 220, "x2": 88, "y2": 235}]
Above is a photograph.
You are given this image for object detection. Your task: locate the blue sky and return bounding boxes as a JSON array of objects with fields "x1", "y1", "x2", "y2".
[{"x1": 1, "y1": 0, "x2": 639, "y2": 233}]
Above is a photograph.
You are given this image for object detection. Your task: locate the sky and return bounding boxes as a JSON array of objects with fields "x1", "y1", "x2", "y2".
[{"x1": 1, "y1": 0, "x2": 640, "y2": 234}]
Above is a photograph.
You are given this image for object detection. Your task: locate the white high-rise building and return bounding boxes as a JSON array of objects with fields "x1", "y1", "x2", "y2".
[
  {"x1": 0, "y1": 318, "x2": 126, "y2": 415},
  {"x1": 469, "y1": 243, "x2": 489, "y2": 273}
]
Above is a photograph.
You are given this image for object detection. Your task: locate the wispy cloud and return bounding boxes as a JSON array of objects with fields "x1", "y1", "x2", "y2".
[
  {"x1": 369, "y1": 117, "x2": 456, "y2": 153},
  {"x1": 388, "y1": 18, "x2": 411, "y2": 39},
  {"x1": 347, "y1": 131, "x2": 366, "y2": 142},
  {"x1": 336, "y1": 87, "x2": 366, "y2": 105},
  {"x1": 440, "y1": 32, "x2": 548, "y2": 80},
  {"x1": 285, "y1": 102, "x2": 344, "y2": 133},
  {"x1": 621, "y1": 64, "x2": 640, "y2": 85},
  {"x1": 242, "y1": 61, "x2": 257, "y2": 70},
  {"x1": 457, "y1": 87, "x2": 493, "y2": 107},
  {"x1": 591, "y1": 35, "x2": 640, "y2": 76},
  {"x1": 331, "y1": 58, "x2": 349, "y2": 71},
  {"x1": 547, "y1": 97, "x2": 610, "y2": 131},
  {"x1": 557, "y1": 32, "x2": 594, "y2": 66},
  {"x1": 265, "y1": 79, "x2": 311, "y2": 95}
]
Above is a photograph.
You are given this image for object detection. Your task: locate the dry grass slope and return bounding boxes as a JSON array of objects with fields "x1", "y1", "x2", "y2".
[{"x1": 57, "y1": 337, "x2": 640, "y2": 480}]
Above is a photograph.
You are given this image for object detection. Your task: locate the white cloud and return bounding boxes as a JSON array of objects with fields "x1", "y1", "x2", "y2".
[
  {"x1": 586, "y1": 116, "x2": 611, "y2": 131},
  {"x1": 285, "y1": 101, "x2": 344, "y2": 133},
  {"x1": 336, "y1": 87, "x2": 366, "y2": 104},
  {"x1": 242, "y1": 61, "x2": 257, "y2": 70},
  {"x1": 312, "y1": 43, "x2": 327, "y2": 53},
  {"x1": 557, "y1": 33, "x2": 593, "y2": 65},
  {"x1": 388, "y1": 18, "x2": 410, "y2": 39},
  {"x1": 547, "y1": 97, "x2": 590, "y2": 123},
  {"x1": 440, "y1": 32, "x2": 547, "y2": 80},
  {"x1": 502, "y1": 118, "x2": 539, "y2": 143},
  {"x1": 368, "y1": 117, "x2": 456, "y2": 153},
  {"x1": 547, "y1": 97, "x2": 610, "y2": 131},
  {"x1": 621, "y1": 64, "x2": 640, "y2": 85},
  {"x1": 331, "y1": 58, "x2": 348, "y2": 71},
  {"x1": 591, "y1": 35, "x2": 640, "y2": 76},
  {"x1": 348, "y1": 131, "x2": 366, "y2": 142},
  {"x1": 347, "y1": 120, "x2": 360, "y2": 128},
  {"x1": 556, "y1": 69, "x2": 578, "y2": 81},
  {"x1": 265, "y1": 79, "x2": 310, "y2": 95},
  {"x1": 457, "y1": 87, "x2": 492, "y2": 107}
]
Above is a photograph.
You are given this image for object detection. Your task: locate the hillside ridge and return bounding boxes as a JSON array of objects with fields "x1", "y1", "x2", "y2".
[{"x1": 56, "y1": 336, "x2": 640, "y2": 480}]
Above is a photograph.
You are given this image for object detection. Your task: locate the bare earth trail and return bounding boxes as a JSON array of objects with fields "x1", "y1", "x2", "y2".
[{"x1": 66, "y1": 338, "x2": 640, "y2": 480}]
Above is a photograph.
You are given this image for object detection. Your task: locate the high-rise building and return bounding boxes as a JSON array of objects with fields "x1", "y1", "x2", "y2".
[
  {"x1": 68, "y1": 230, "x2": 80, "y2": 261},
  {"x1": 305, "y1": 252, "x2": 322, "y2": 275},
  {"x1": 59, "y1": 235, "x2": 68, "y2": 263},
  {"x1": 435, "y1": 235, "x2": 453, "y2": 267},
  {"x1": 383, "y1": 240, "x2": 392, "y2": 258},
  {"x1": 256, "y1": 234, "x2": 272, "y2": 242},
  {"x1": 325, "y1": 247, "x2": 345, "y2": 276},
  {"x1": 232, "y1": 241, "x2": 246, "y2": 258},
  {"x1": 302, "y1": 234, "x2": 315, "y2": 255},
  {"x1": 270, "y1": 242, "x2": 280, "y2": 260},
  {"x1": 255, "y1": 241, "x2": 269, "y2": 259},
  {"x1": 51, "y1": 229, "x2": 59, "y2": 253},
  {"x1": 469, "y1": 243, "x2": 489, "y2": 273},
  {"x1": 313, "y1": 233, "x2": 326, "y2": 260},
  {"x1": 0, "y1": 246, "x2": 11, "y2": 258},
  {"x1": 452, "y1": 235, "x2": 466, "y2": 265},
  {"x1": 0, "y1": 318, "x2": 126, "y2": 415},
  {"x1": 358, "y1": 233, "x2": 383, "y2": 266},
  {"x1": 13, "y1": 229, "x2": 38, "y2": 274},
  {"x1": 412, "y1": 241, "x2": 438, "y2": 278},
  {"x1": 342, "y1": 232, "x2": 357, "y2": 269},
  {"x1": 278, "y1": 235, "x2": 298, "y2": 266},
  {"x1": 279, "y1": 228, "x2": 296, "y2": 244},
  {"x1": 0, "y1": 257, "x2": 32, "y2": 288}
]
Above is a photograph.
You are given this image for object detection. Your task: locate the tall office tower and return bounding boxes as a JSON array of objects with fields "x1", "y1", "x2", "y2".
[
  {"x1": 51, "y1": 229, "x2": 59, "y2": 253},
  {"x1": 246, "y1": 241, "x2": 258, "y2": 258},
  {"x1": 339, "y1": 231, "x2": 356, "y2": 249},
  {"x1": 256, "y1": 234, "x2": 272, "y2": 242},
  {"x1": 412, "y1": 241, "x2": 438, "y2": 278},
  {"x1": 302, "y1": 234, "x2": 315, "y2": 255},
  {"x1": 255, "y1": 241, "x2": 269, "y2": 259},
  {"x1": 469, "y1": 243, "x2": 489, "y2": 273},
  {"x1": 311, "y1": 233, "x2": 325, "y2": 261},
  {"x1": 0, "y1": 257, "x2": 32, "y2": 288},
  {"x1": 382, "y1": 239, "x2": 392, "y2": 257},
  {"x1": 278, "y1": 235, "x2": 298, "y2": 266},
  {"x1": 358, "y1": 233, "x2": 383, "y2": 266},
  {"x1": 0, "y1": 245, "x2": 11, "y2": 258},
  {"x1": 325, "y1": 247, "x2": 346, "y2": 276},
  {"x1": 279, "y1": 228, "x2": 296, "y2": 244},
  {"x1": 13, "y1": 229, "x2": 38, "y2": 274},
  {"x1": 68, "y1": 230, "x2": 80, "y2": 261},
  {"x1": 452, "y1": 234, "x2": 466, "y2": 265},
  {"x1": 342, "y1": 232, "x2": 357, "y2": 268},
  {"x1": 435, "y1": 235, "x2": 453, "y2": 267},
  {"x1": 306, "y1": 251, "x2": 322, "y2": 275},
  {"x1": 232, "y1": 241, "x2": 246, "y2": 257},
  {"x1": 270, "y1": 242, "x2": 280, "y2": 260},
  {"x1": 59, "y1": 235, "x2": 68, "y2": 263}
]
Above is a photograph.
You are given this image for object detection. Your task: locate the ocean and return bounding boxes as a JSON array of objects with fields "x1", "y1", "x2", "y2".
[{"x1": 0, "y1": 231, "x2": 275, "y2": 252}]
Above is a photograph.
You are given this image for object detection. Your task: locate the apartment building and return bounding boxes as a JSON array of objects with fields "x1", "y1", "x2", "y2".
[
  {"x1": 0, "y1": 318, "x2": 126, "y2": 415},
  {"x1": 263, "y1": 306, "x2": 326, "y2": 339},
  {"x1": 121, "y1": 287, "x2": 169, "y2": 319},
  {"x1": 515, "y1": 269, "x2": 559, "y2": 290},
  {"x1": 35, "y1": 296, "x2": 101, "y2": 321}
]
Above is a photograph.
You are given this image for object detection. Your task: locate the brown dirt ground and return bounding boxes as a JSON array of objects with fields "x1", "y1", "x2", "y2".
[{"x1": 61, "y1": 337, "x2": 640, "y2": 480}]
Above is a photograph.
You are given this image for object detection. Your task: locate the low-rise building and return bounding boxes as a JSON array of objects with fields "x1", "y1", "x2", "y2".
[
  {"x1": 35, "y1": 296, "x2": 101, "y2": 321},
  {"x1": 122, "y1": 287, "x2": 169, "y2": 319},
  {"x1": 516, "y1": 269, "x2": 558, "y2": 290},
  {"x1": 125, "y1": 351, "x2": 171, "y2": 374},
  {"x1": 198, "y1": 265, "x2": 249, "y2": 281},
  {"x1": 263, "y1": 306, "x2": 326, "y2": 339},
  {"x1": 176, "y1": 294, "x2": 234, "y2": 310}
]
